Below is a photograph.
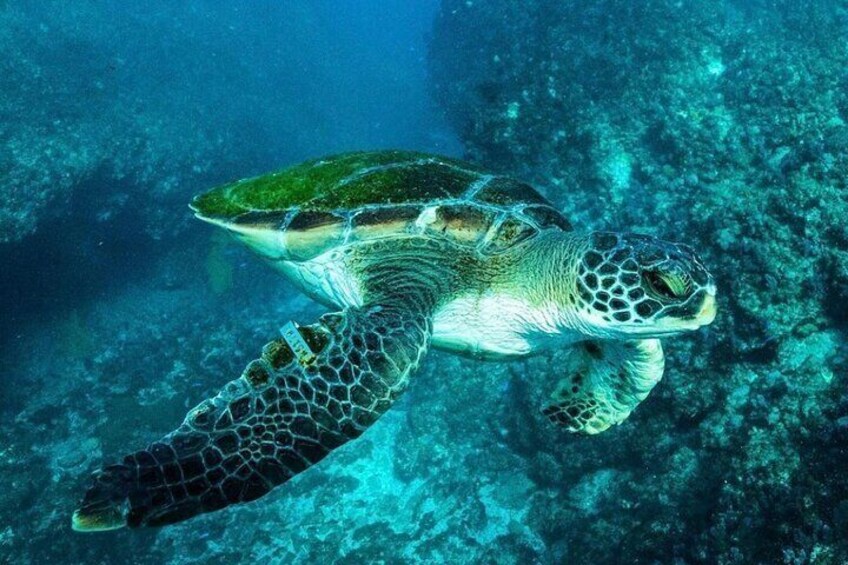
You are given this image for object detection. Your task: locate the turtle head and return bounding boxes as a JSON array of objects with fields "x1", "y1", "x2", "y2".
[{"x1": 570, "y1": 232, "x2": 716, "y2": 338}]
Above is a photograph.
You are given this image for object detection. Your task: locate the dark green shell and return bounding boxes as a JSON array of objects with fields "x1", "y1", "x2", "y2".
[{"x1": 191, "y1": 150, "x2": 571, "y2": 260}]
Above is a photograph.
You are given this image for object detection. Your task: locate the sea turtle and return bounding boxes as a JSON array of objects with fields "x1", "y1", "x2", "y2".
[{"x1": 72, "y1": 150, "x2": 716, "y2": 531}]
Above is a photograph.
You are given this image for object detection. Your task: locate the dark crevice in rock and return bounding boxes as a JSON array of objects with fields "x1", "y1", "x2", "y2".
[{"x1": 0, "y1": 173, "x2": 192, "y2": 350}]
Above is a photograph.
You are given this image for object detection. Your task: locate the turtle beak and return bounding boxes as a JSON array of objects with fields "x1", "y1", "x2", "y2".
[
  {"x1": 695, "y1": 286, "x2": 717, "y2": 326},
  {"x1": 650, "y1": 285, "x2": 716, "y2": 336},
  {"x1": 697, "y1": 295, "x2": 716, "y2": 325}
]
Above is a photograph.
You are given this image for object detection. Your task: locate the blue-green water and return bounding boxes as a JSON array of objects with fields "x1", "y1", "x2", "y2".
[{"x1": 1, "y1": 1, "x2": 847, "y2": 563}]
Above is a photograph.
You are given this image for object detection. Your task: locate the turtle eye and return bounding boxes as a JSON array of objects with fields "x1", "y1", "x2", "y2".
[{"x1": 644, "y1": 270, "x2": 689, "y2": 300}]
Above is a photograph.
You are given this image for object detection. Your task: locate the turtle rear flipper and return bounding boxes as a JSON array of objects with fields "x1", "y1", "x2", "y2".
[
  {"x1": 542, "y1": 339, "x2": 664, "y2": 435},
  {"x1": 72, "y1": 302, "x2": 431, "y2": 530}
]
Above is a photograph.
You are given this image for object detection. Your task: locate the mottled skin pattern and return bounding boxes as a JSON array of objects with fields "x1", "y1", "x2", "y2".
[
  {"x1": 72, "y1": 151, "x2": 716, "y2": 531},
  {"x1": 574, "y1": 233, "x2": 713, "y2": 328},
  {"x1": 542, "y1": 339, "x2": 665, "y2": 434}
]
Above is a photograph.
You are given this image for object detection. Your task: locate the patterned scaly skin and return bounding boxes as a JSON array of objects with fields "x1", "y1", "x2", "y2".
[
  {"x1": 72, "y1": 245, "x2": 446, "y2": 531},
  {"x1": 72, "y1": 303, "x2": 431, "y2": 530}
]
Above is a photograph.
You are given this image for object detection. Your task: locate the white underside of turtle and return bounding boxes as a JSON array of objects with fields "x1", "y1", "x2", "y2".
[{"x1": 277, "y1": 249, "x2": 564, "y2": 359}]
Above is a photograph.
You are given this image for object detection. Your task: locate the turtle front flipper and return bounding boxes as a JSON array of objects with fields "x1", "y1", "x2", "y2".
[
  {"x1": 72, "y1": 302, "x2": 431, "y2": 530},
  {"x1": 542, "y1": 339, "x2": 664, "y2": 435}
]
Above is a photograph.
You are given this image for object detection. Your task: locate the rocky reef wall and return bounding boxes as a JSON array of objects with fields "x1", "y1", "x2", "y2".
[{"x1": 429, "y1": 1, "x2": 848, "y2": 562}]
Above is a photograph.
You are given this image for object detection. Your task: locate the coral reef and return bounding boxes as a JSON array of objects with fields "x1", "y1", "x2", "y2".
[
  {"x1": 429, "y1": 0, "x2": 848, "y2": 562},
  {"x1": 3, "y1": 0, "x2": 847, "y2": 563}
]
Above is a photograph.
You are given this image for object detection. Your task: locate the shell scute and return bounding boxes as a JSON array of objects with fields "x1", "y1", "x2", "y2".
[
  {"x1": 352, "y1": 206, "x2": 422, "y2": 227},
  {"x1": 424, "y1": 204, "x2": 496, "y2": 245},
  {"x1": 283, "y1": 211, "x2": 346, "y2": 261},
  {"x1": 521, "y1": 205, "x2": 573, "y2": 231},
  {"x1": 231, "y1": 210, "x2": 289, "y2": 229},
  {"x1": 349, "y1": 206, "x2": 423, "y2": 242},
  {"x1": 481, "y1": 216, "x2": 538, "y2": 254},
  {"x1": 313, "y1": 161, "x2": 476, "y2": 210},
  {"x1": 474, "y1": 177, "x2": 549, "y2": 207}
]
